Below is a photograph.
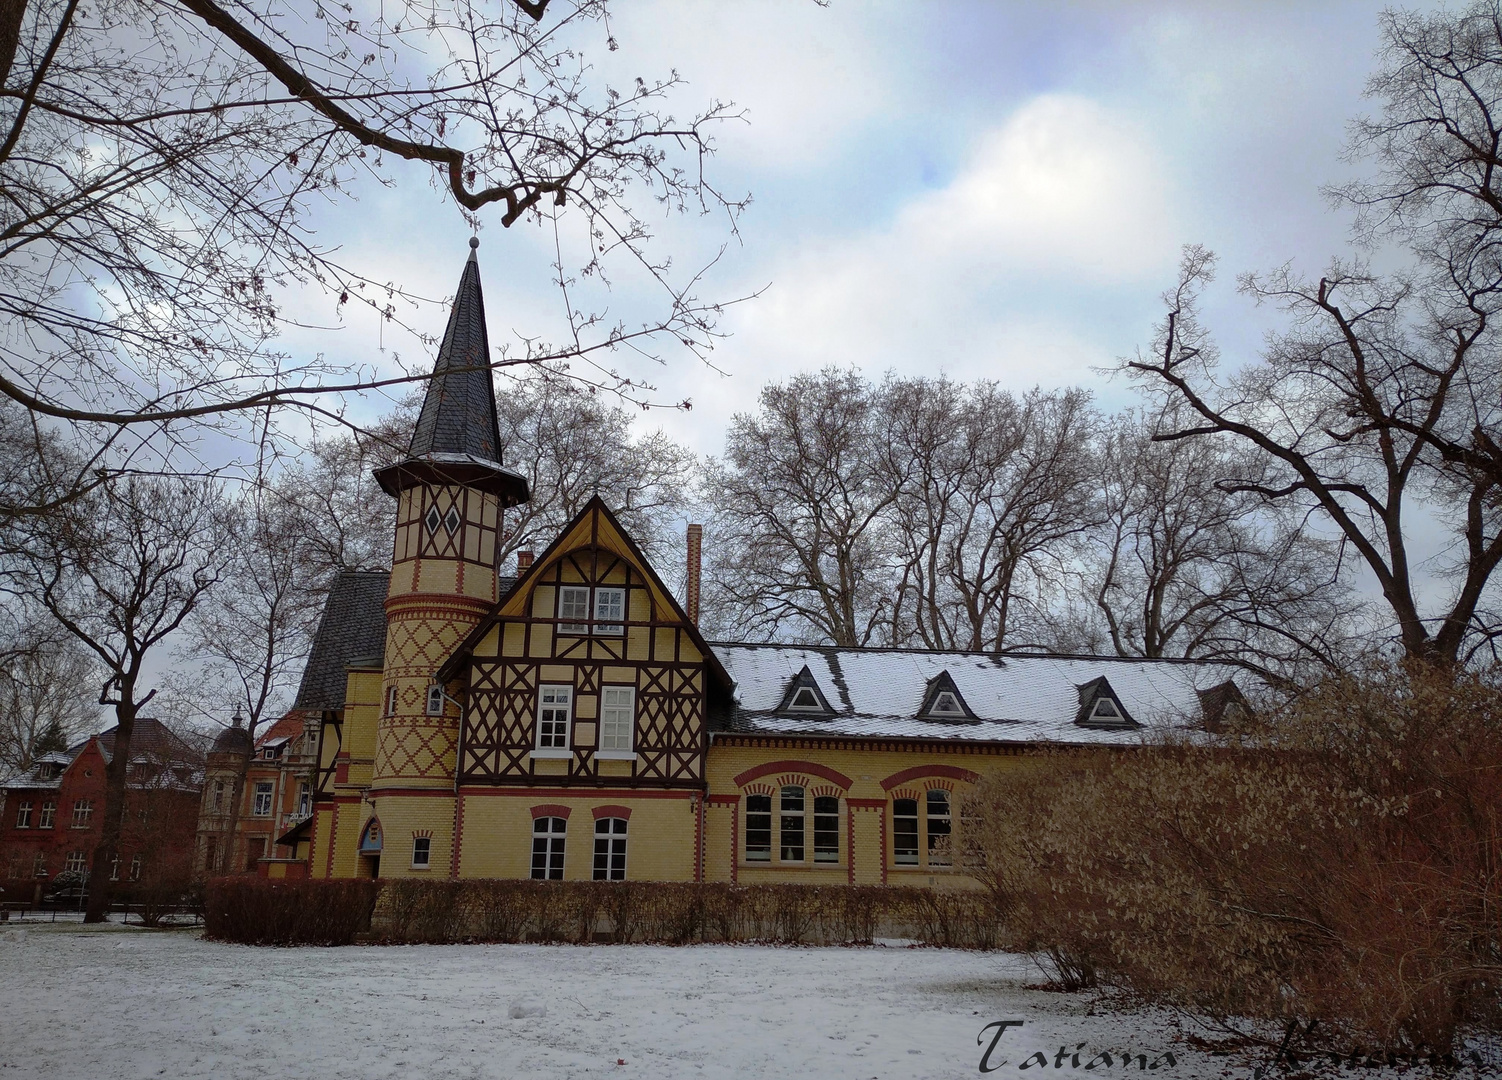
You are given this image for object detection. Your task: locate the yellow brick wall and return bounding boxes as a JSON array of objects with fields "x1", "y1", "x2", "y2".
[
  {"x1": 456, "y1": 792, "x2": 698, "y2": 881},
  {"x1": 370, "y1": 793, "x2": 456, "y2": 878}
]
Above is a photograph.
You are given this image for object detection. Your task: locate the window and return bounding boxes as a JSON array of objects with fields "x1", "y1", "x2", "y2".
[
  {"x1": 594, "y1": 587, "x2": 625, "y2": 635},
  {"x1": 1091, "y1": 697, "x2": 1122, "y2": 721},
  {"x1": 893, "y1": 799, "x2": 920, "y2": 865},
  {"x1": 745, "y1": 795, "x2": 772, "y2": 862},
  {"x1": 780, "y1": 786, "x2": 805, "y2": 862},
  {"x1": 385, "y1": 684, "x2": 398, "y2": 716},
  {"x1": 426, "y1": 684, "x2": 446, "y2": 716},
  {"x1": 787, "y1": 686, "x2": 822, "y2": 710},
  {"x1": 599, "y1": 686, "x2": 635, "y2": 754},
  {"x1": 423, "y1": 504, "x2": 442, "y2": 533},
  {"x1": 813, "y1": 797, "x2": 840, "y2": 863},
  {"x1": 412, "y1": 836, "x2": 431, "y2": 869},
  {"x1": 211, "y1": 780, "x2": 225, "y2": 812},
  {"x1": 558, "y1": 585, "x2": 591, "y2": 634},
  {"x1": 71, "y1": 799, "x2": 92, "y2": 828},
  {"x1": 593, "y1": 818, "x2": 627, "y2": 880},
  {"x1": 31, "y1": 851, "x2": 45, "y2": 877},
  {"x1": 38, "y1": 800, "x2": 55, "y2": 829},
  {"x1": 252, "y1": 782, "x2": 274, "y2": 817},
  {"x1": 64, "y1": 850, "x2": 86, "y2": 874},
  {"x1": 130, "y1": 854, "x2": 142, "y2": 880},
  {"x1": 536, "y1": 685, "x2": 572, "y2": 752},
  {"x1": 244, "y1": 839, "x2": 263, "y2": 871},
  {"x1": 929, "y1": 691, "x2": 964, "y2": 716},
  {"x1": 531, "y1": 817, "x2": 566, "y2": 880},
  {"x1": 14, "y1": 800, "x2": 31, "y2": 828},
  {"x1": 297, "y1": 782, "x2": 311, "y2": 819},
  {"x1": 204, "y1": 835, "x2": 218, "y2": 872},
  {"x1": 927, "y1": 789, "x2": 952, "y2": 866},
  {"x1": 109, "y1": 853, "x2": 120, "y2": 881}
]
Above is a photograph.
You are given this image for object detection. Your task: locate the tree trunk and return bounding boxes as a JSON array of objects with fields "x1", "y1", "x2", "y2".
[
  {"x1": 0, "y1": 0, "x2": 25, "y2": 90},
  {"x1": 84, "y1": 697, "x2": 135, "y2": 923}
]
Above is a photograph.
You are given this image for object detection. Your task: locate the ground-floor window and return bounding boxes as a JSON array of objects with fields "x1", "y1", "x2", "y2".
[
  {"x1": 32, "y1": 851, "x2": 45, "y2": 877},
  {"x1": 745, "y1": 795, "x2": 772, "y2": 861},
  {"x1": 779, "y1": 786, "x2": 805, "y2": 862},
  {"x1": 813, "y1": 796, "x2": 839, "y2": 863},
  {"x1": 593, "y1": 817, "x2": 627, "y2": 880},
  {"x1": 130, "y1": 854, "x2": 142, "y2": 880},
  {"x1": 892, "y1": 790, "x2": 956, "y2": 869},
  {"x1": 892, "y1": 799, "x2": 920, "y2": 865},
  {"x1": 64, "y1": 850, "x2": 87, "y2": 874},
  {"x1": 109, "y1": 853, "x2": 120, "y2": 881},
  {"x1": 531, "y1": 817, "x2": 566, "y2": 880},
  {"x1": 926, "y1": 789, "x2": 952, "y2": 865}
]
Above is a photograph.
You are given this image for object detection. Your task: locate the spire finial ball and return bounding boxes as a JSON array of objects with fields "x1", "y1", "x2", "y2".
[{"x1": 469, "y1": 236, "x2": 479, "y2": 249}]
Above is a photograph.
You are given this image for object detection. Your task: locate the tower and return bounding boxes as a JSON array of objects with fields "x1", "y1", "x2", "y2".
[{"x1": 368, "y1": 238, "x2": 529, "y2": 876}]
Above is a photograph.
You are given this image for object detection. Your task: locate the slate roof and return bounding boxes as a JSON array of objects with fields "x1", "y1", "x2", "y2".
[
  {"x1": 293, "y1": 571, "x2": 392, "y2": 711},
  {"x1": 713, "y1": 644, "x2": 1238, "y2": 747},
  {"x1": 90, "y1": 718, "x2": 202, "y2": 766},
  {"x1": 409, "y1": 240, "x2": 504, "y2": 463}
]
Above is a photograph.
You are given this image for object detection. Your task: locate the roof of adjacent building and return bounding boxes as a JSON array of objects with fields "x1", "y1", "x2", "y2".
[
  {"x1": 409, "y1": 240, "x2": 505, "y2": 464},
  {"x1": 713, "y1": 643, "x2": 1238, "y2": 746},
  {"x1": 256, "y1": 710, "x2": 307, "y2": 748},
  {"x1": 3, "y1": 719, "x2": 202, "y2": 789},
  {"x1": 293, "y1": 571, "x2": 393, "y2": 711}
]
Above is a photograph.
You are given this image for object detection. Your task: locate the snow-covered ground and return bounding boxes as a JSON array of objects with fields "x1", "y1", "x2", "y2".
[{"x1": 0, "y1": 923, "x2": 1485, "y2": 1079}]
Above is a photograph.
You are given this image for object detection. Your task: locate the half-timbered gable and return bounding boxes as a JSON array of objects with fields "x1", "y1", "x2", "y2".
[{"x1": 442, "y1": 497, "x2": 732, "y2": 792}]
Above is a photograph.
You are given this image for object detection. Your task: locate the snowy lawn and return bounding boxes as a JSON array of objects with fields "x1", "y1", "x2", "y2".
[{"x1": 0, "y1": 923, "x2": 1475, "y2": 1080}]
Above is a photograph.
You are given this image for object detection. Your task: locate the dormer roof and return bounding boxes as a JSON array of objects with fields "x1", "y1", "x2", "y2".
[
  {"x1": 917, "y1": 670, "x2": 977, "y2": 722},
  {"x1": 1074, "y1": 675, "x2": 1139, "y2": 729},
  {"x1": 776, "y1": 665, "x2": 836, "y2": 717}
]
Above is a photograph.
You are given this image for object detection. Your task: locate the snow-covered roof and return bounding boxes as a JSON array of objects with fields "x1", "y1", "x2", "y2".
[{"x1": 712, "y1": 644, "x2": 1239, "y2": 746}]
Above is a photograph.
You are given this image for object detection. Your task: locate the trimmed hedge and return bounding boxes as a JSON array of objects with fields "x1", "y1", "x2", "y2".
[
  {"x1": 204, "y1": 878, "x2": 381, "y2": 945},
  {"x1": 205, "y1": 877, "x2": 1000, "y2": 948}
]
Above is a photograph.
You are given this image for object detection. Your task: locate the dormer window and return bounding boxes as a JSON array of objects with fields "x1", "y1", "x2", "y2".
[
  {"x1": 917, "y1": 671, "x2": 975, "y2": 722},
  {"x1": 1075, "y1": 676, "x2": 1138, "y2": 729},
  {"x1": 776, "y1": 665, "x2": 835, "y2": 717}
]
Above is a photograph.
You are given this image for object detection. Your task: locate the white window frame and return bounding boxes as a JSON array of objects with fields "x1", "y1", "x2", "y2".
[
  {"x1": 297, "y1": 782, "x2": 311, "y2": 819},
  {"x1": 557, "y1": 585, "x2": 591, "y2": 634},
  {"x1": 411, "y1": 836, "x2": 432, "y2": 869},
  {"x1": 211, "y1": 780, "x2": 225, "y2": 811},
  {"x1": 252, "y1": 781, "x2": 274, "y2": 817},
  {"x1": 385, "y1": 684, "x2": 398, "y2": 717},
  {"x1": 532, "y1": 684, "x2": 573, "y2": 758},
  {"x1": 928, "y1": 690, "x2": 965, "y2": 717},
  {"x1": 37, "y1": 800, "x2": 55, "y2": 829},
  {"x1": 592, "y1": 817, "x2": 628, "y2": 881},
  {"x1": 129, "y1": 854, "x2": 142, "y2": 881},
  {"x1": 109, "y1": 853, "x2": 121, "y2": 881},
  {"x1": 1090, "y1": 696, "x2": 1125, "y2": 722},
  {"x1": 71, "y1": 799, "x2": 92, "y2": 828},
  {"x1": 64, "y1": 850, "x2": 86, "y2": 874},
  {"x1": 425, "y1": 684, "x2": 446, "y2": 716},
  {"x1": 597, "y1": 685, "x2": 636, "y2": 758},
  {"x1": 531, "y1": 817, "x2": 566, "y2": 880},
  {"x1": 14, "y1": 800, "x2": 31, "y2": 828},
  {"x1": 786, "y1": 685, "x2": 823, "y2": 711},
  {"x1": 594, "y1": 587, "x2": 626, "y2": 635}
]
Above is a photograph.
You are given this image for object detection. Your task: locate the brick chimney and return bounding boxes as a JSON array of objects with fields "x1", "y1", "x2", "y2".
[
  {"x1": 685, "y1": 524, "x2": 702, "y2": 624},
  {"x1": 516, "y1": 550, "x2": 535, "y2": 573}
]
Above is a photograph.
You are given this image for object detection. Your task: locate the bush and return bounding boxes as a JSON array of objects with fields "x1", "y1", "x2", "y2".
[
  {"x1": 966, "y1": 663, "x2": 1502, "y2": 1057},
  {"x1": 205, "y1": 878, "x2": 380, "y2": 945}
]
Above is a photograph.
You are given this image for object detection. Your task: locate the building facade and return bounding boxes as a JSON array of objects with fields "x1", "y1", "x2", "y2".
[
  {"x1": 195, "y1": 711, "x2": 318, "y2": 878},
  {"x1": 291, "y1": 241, "x2": 1246, "y2": 888},
  {"x1": 0, "y1": 720, "x2": 202, "y2": 901}
]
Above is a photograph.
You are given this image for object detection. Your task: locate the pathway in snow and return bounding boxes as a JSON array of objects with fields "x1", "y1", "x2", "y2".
[{"x1": 0, "y1": 923, "x2": 1394, "y2": 1079}]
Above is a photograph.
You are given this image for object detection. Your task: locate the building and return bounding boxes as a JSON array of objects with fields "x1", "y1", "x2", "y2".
[
  {"x1": 0, "y1": 720, "x2": 202, "y2": 900},
  {"x1": 195, "y1": 710, "x2": 318, "y2": 878},
  {"x1": 290, "y1": 239, "x2": 1246, "y2": 886}
]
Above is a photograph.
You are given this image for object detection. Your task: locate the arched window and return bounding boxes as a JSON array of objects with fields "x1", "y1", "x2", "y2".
[
  {"x1": 926, "y1": 789, "x2": 952, "y2": 866},
  {"x1": 531, "y1": 817, "x2": 566, "y2": 880},
  {"x1": 745, "y1": 795, "x2": 772, "y2": 862},
  {"x1": 780, "y1": 786, "x2": 805, "y2": 862},
  {"x1": 593, "y1": 818, "x2": 628, "y2": 880},
  {"x1": 813, "y1": 796, "x2": 839, "y2": 863},
  {"x1": 892, "y1": 799, "x2": 919, "y2": 865}
]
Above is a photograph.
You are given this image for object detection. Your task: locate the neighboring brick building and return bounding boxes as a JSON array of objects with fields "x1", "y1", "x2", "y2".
[
  {"x1": 0, "y1": 720, "x2": 202, "y2": 902},
  {"x1": 195, "y1": 710, "x2": 318, "y2": 879}
]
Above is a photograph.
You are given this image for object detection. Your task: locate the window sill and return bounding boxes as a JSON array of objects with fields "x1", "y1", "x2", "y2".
[
  {"x1": 593, "y1": 750, "x2": 636, "y2": 761},
  {"x1": 409, "y1": 864, "x2": 432, "y2": 871},
  {"x1": 530, "y1": 749, "x2": 572, "y2": 760}
]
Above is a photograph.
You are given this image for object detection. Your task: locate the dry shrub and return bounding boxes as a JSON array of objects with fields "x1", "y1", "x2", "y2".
[
  {"x1": 204, "y1": 878, "x2": 380, "y2": 945},
  {"x1": 967, "y1": 663, "x2": 1502, "y2": 1055}
]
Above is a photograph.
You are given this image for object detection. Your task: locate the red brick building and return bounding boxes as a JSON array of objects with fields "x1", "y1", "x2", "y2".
[
  {"x1": 195, "y1": 710, "x2": 318, "y2": 879},
  {"x1": 0, "y1": 720, "x2": 203, "y2": 904}
]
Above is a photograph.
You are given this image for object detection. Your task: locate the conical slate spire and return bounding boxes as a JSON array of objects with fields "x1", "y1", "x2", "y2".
[
  {"x1": 408, "y1": 237, "x2": 503, "y2": 463},
  {"x1": 373, "y1": 239, "x2": 529, "y2": 505}
]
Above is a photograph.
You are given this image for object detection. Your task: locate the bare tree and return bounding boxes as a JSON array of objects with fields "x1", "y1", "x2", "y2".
[
  {"x1": 703, "y1": 369, "x2": 897, "y2": 646},
  {"x1": 1130, "y1": 5, "x2": 1502, "y2": 667},
  {"x1": 496, "y1": 375, "x2": 696, "y2": 571},
  {"x1": 1083, "y1": 411, "x2": 1351, "y2": 680},
  {"x1": 0, "y1": 476, "x2": 230, "y2": 920},
  {"x1": 881, "y1": 379, "x2": 1100, "y2": 652},
  {"x1": 0, "y1": 614, "x2": 100, "y2": 771},
  {"x1": 0, "y1": 0, "x2": 749, "y2": 513}
]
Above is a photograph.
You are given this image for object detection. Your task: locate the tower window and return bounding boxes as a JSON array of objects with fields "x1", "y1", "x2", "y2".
[
  {"x1": 426, "y1": 684, "x2": 446, "y2": 716},
  {"x1": 745, "y1": 795, "x2": 772, "y2": 861},
  {"x1": 423, "y1": 504, "x2": 442, "y2": 533},
  {"x1": 531, "y1": 817, "x2": 566, "y2": 880},
  {"x1": 442, "y1": 505, "x2": 462, "y2": 534},
  {"x1": 411, "y1": 836, "x2": 431, "y2": 869},
  {"x1": 593, "y1": 817, "x2": 627, "y2": 880},
  {"x1": 385, "y1": 685, "x2": 398, "y2": 716},
  {"x1": 212, "y1": 780, "x2": 225, "y2": 811}
]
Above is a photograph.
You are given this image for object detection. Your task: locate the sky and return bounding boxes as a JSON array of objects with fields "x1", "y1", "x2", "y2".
[{"x1": 291, "y1": 0, "x2": 1417, "y2": 456}]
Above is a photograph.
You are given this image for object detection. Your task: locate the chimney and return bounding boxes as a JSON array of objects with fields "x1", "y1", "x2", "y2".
[
  {"x1": 517, "y1": 550, "x2": 535, "y2": 573},
  {"x1": 685, "y1": 524, "x2": 702, "y2": 624}
]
